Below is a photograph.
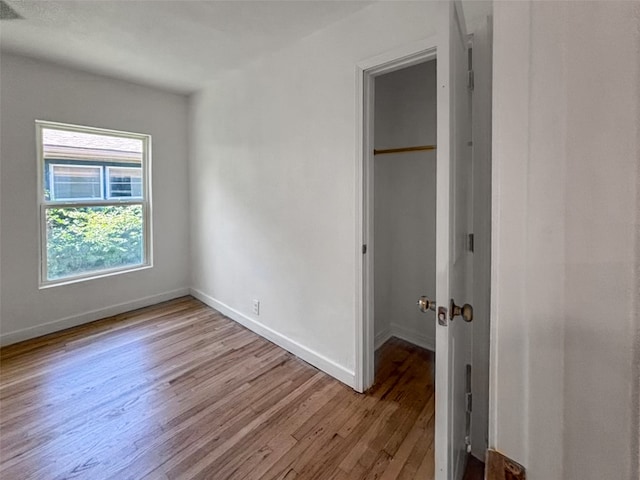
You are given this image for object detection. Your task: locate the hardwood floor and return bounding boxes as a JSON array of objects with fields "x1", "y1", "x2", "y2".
[
  {"x1": 462, "y1": 455, "x2": 485, "y2": 480},
  {"x1": 0, "y1": 297, "x2": 437, "y2": 480}
]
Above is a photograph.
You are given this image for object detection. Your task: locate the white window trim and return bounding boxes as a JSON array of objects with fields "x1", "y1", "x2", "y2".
[
  {"x1": 106, "y1": 165, "x2": 143, "y2": 200},
  {"x1": 49, "y1": 163, "x2": 105, "y2": 202},
  {"x1": 36, "y1": 120, "x2": 153, "y2": 288}
]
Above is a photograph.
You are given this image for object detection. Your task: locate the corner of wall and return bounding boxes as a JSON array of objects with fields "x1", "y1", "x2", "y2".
[
  {"x1": 189, "y1": 287, "x2": 356, "y2": 389},
  {"x1": 0, "y1": 288, "x2": 189, "y2": 347}
]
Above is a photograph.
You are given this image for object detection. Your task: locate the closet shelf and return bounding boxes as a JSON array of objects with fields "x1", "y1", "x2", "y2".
[{"x1": 373, "y1": 145, "x2": 436, "y2": 155}]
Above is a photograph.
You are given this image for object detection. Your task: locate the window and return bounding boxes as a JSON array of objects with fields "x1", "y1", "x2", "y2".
[
  {"x1": 107, "y1": 166, "x2": 142, "y2": 199},
  {"x1": 37, "y1": 121, "x2": 152, "y2": 286},
  {"x1": 50, "y1": 164, "x2": 104, "y2": 201}
]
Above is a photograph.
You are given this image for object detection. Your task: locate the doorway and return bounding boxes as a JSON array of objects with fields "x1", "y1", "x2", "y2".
[
  {"x1": 355, "y1": 11, "x2": 492, "y2": 478},
  {"x1": 372, "y1": 60, "x2": 437, "y2": 356},
  {"x1": 371, "y1": 57, "x2": 440, "y2": 476}
]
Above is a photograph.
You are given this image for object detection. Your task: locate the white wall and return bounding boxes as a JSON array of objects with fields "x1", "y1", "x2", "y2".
[
  {"x1": 0, "y1": 53, "x2": 191, "y2": 344},
  {"x1": 373, "y1": 61, "x2": 437, "y2": 351},
  {"x1": 491, "y1": 1, "x2": 639, "y2": 479},
  {"x1": 189, "y1": 1, "x2": 440, "y2": 384},
  {"x1": 562, "y1": 3, "x2": 639, "y2": 477}
]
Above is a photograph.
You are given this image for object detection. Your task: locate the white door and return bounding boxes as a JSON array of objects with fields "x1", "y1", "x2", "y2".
[{"x1": 435, "y1": 2, "x2": 473, "y2": 480}]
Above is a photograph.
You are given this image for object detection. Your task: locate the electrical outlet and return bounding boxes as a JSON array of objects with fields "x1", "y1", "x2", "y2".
[{"x1": 252, "y1": 299, "x2": 260, "y2": 315}]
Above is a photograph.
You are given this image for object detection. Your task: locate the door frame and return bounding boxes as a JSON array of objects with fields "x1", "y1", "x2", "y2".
[{"x1": 354, "y1": 37, "x2": 438, "y2": 393}]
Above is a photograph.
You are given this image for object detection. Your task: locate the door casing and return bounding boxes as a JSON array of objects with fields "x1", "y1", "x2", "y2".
[{"x1": 354, "y1": 37, "x2": 438, "y2": 393}]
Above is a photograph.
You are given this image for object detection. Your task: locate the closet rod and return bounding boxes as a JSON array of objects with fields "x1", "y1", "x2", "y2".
[{"x1": 373, "y1": 145, "x2": 436, "y2": 155}]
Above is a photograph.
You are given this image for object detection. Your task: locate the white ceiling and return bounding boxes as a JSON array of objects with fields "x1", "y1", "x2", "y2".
[
  {"x1": 1, "y1": 1, "x2": 492, "y2": 95},
  {"x1": 0, "y1": 0, "x2": 373, "y2": 93}
]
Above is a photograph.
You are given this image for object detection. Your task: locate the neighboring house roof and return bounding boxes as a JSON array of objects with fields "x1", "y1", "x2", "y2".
[{"x1": 43, "y1": 128, "x2": 142, "y2": 164}]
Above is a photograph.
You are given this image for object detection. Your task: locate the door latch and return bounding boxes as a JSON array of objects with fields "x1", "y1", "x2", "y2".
[{"x1": 437, "y1": 306, "x2": 448, "y2": 326}]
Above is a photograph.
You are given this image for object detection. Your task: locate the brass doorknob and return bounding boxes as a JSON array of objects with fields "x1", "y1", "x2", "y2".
[
  {"x1": 449, "y1": 299, "x2": 473, "y2": 322},
  {"x1": 417, "y1": 296, "x2": 436, "y2": 313}
]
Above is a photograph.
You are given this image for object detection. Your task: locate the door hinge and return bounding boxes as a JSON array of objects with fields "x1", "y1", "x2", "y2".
[
  {"x1": 362, "y1": 244, "x2": 367, "y2": 254},
  {"x1": 467, "y1": 233, "x2": 474, "y2": 253},
  {"x1": 467, "y1": 70, "x2": 474, "y2": 91}
]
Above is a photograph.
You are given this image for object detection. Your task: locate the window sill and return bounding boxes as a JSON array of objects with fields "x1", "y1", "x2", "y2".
[{"x1": 39, "y1": 263, "x2": 153, "y2": 290}]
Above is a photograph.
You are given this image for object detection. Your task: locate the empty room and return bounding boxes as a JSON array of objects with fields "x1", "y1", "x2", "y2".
[{"x1": 1, "y1": 1, "x2": 638, "y2": 480}]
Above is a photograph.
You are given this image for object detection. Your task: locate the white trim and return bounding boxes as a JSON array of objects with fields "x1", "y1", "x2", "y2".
[
  {"x1": 375, "y1": 328, "x2": 392, "y2": 351},
  {"x1": 489, "y1": 0, "x2": 530, "y2": 455},
  {"x1": 0, "y1": 288, "x2": 189, "y2": 347},
  {"x1": 39, "y1": 263, "x2": 152, "y2": 290},
  {"x1": 190, "y1": 288, "x2": 356, "y2": 388},
  {"x1": 355, "y1": 38, "x2": 438, "y2": 394},
  {"x1": 36, "y1": 121, "x2": 45, "y2": 283},
  {"x1": 356, "y1": 36, "x2": 439, "y2": 74},
  {"x1": 375, "y1": 326, "x2": 436, "y2": 353},
  {"x1": 36, "y1": 119, "x2": 151, "y2": 140},
  {"x1": 435, "y1": 4, "x2": 454, "y2": 478},
  {"x1": 43, "y1": 199, "x2": 144, "y2": 208},
  {"x1": 353, "y1": 57, "x2": 369, "y2": 393},
  {"x1": 389, "y1": 323, "x2": 436, "y2": 352}
]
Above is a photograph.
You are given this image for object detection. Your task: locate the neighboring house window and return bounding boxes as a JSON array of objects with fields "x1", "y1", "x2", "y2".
[
  {"x1": 107, "y1": 166, "x2": 142, "y2": 199},
  {"x1": 37, "y1": 121, "x2": 152, "y2": 286},
  {"x1": 50, "y1": 164, "x2": 104, "y2": 201}
]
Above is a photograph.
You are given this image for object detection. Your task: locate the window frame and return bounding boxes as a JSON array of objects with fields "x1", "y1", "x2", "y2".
[
  {"x1": 49, "y1": 163, "x2": 105, "y2": 202},
  {"x1": 36, "y1": 120, "x2": 153, "y2": 288},
  {"x1": 106, "y1": 165, "x2": 143, "y2": 200}
]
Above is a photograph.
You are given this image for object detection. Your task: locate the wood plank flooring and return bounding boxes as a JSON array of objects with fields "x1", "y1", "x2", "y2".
[
  {"x1": 462, "y1": 455, "x2": 485, "y2": 480},
  {"x1": 0, "y1": 296, "x2": 437, "y2": 480}
]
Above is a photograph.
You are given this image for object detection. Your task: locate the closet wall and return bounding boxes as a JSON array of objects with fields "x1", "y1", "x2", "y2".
[{"x1": 373, "y1": 60, "x2": 437, "y2": 350}]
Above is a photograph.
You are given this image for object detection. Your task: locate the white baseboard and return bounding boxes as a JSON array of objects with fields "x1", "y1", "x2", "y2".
[
  {"x1": 375, "y1": 323, "x2": 435, "y2": 352},
  {"x1": 0, "y1": 288, "x2": 190, "y2": 347},
  {"x1": 375, "y1": 327, "x2": 392, "y2": 350},
  {"x1": 389, "y1": 322, "x2": 435, "y2": 352},
  {"x1": 190, "y1": 287, "x2": 356, "y2": 388}
]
